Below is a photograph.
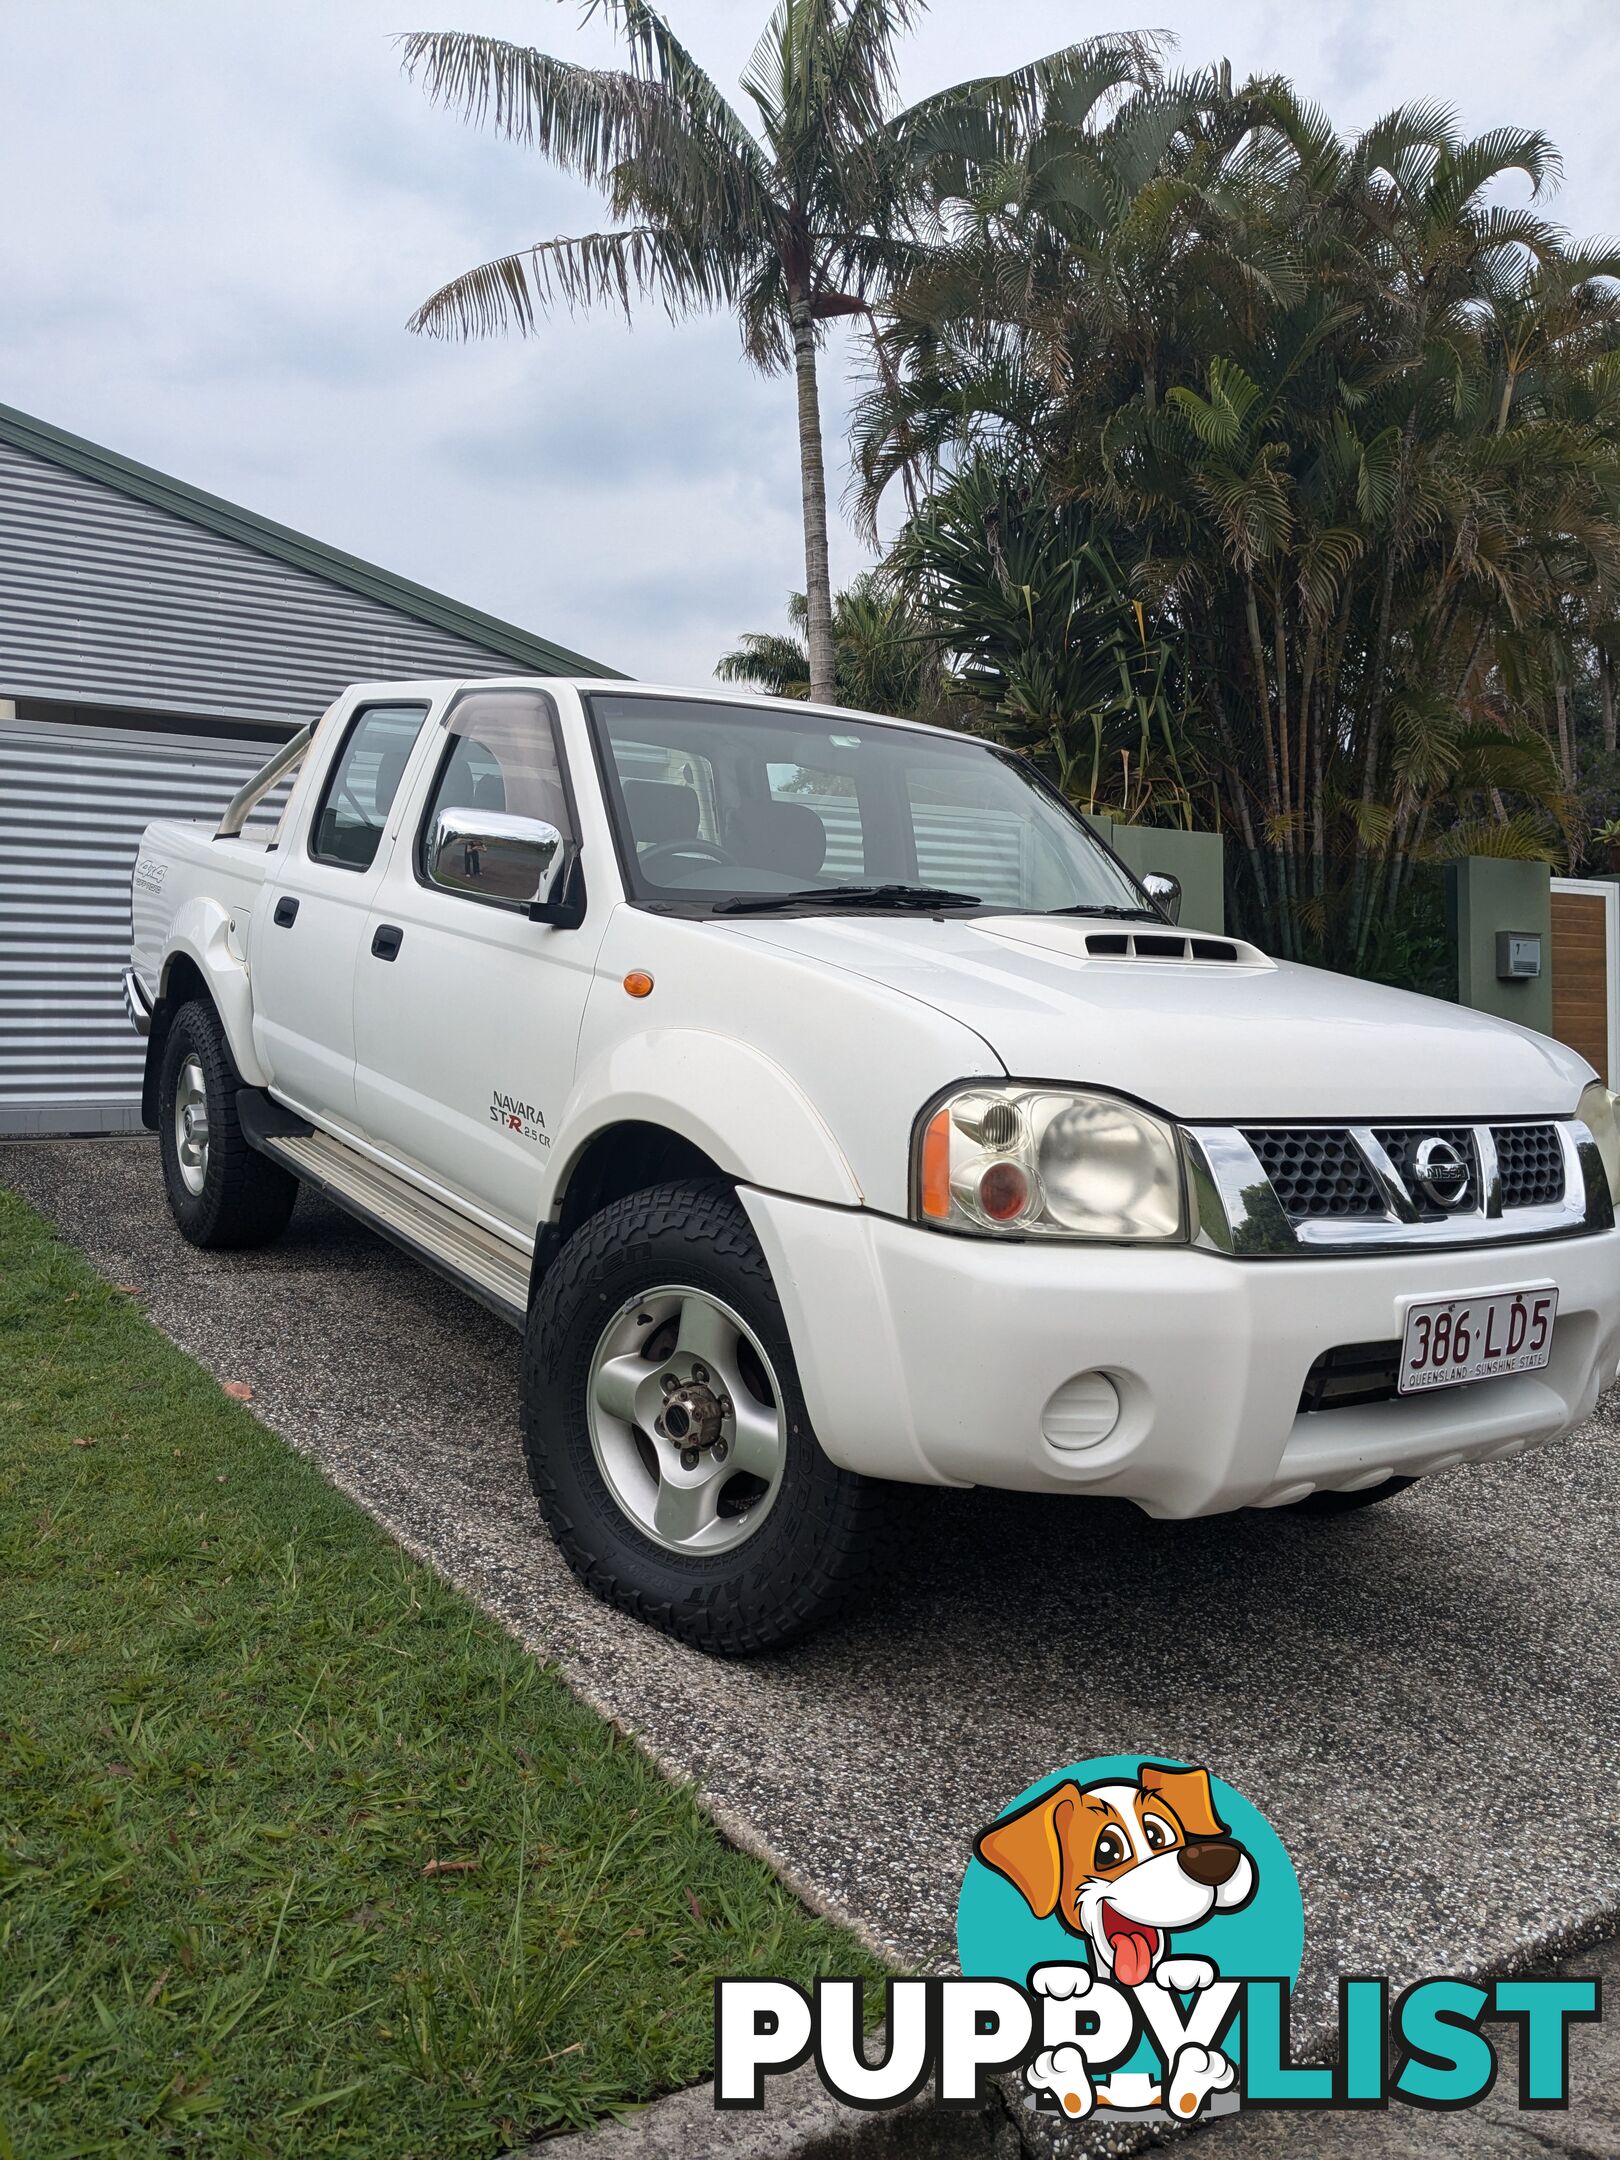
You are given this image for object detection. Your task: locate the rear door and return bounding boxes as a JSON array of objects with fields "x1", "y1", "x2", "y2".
[
  {"x1": 252, "y1": 699, "x2": 432, "y2": 1128},
  {"x1": 352, "y1": 686, "x2": 606, "y2": 1235}
]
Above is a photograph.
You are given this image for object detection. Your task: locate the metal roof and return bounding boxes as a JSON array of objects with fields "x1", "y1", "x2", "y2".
[{"x1": 0, "y1": 398, "x2": 619, "y2": 681}]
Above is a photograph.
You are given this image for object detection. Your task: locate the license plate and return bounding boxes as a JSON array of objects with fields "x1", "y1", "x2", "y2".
[{"x1": 1398, "y1": 1288, "x2": 1557, "y2": 1394}]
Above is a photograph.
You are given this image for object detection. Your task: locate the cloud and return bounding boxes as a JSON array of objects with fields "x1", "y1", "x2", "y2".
[
  {"x1": 436, "y1": 319, "x2": 784, "y2": 491},
  {"x1": 1320, "y1": 13, "x2": 1393, "y2": 102},
  {"x1": 1, "y1": 0, "x2": 1617, "y2": 683}
]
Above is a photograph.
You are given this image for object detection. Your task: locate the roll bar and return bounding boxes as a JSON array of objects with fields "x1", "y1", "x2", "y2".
[{"x1": 215, "y1": 724, "x2": 313, "y2": 840}]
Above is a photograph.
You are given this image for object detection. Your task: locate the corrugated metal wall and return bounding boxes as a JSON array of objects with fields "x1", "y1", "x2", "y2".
[
  {"x1": 0, "y1": 436, "x2": 528, "y2": 727},
  {"x1": 0, "y1": 428, "x2": 587, "y2": 1132},
  {"x1": 0, "y1": 719, "x2": 293, "y2": 1134}
]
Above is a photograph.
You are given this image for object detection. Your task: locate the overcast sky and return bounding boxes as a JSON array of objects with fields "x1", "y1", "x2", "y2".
[{"x1": 3, "y1": 1, "x2": 1618, "y2": 684}]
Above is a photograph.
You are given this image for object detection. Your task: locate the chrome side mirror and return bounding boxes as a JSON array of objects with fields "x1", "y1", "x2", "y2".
[
  {"x1": 428, "y1": 806, "x2": 571, "y2": 910},
  {"x1": 1142, "y1": 871, "x2": 1182, "y2": 924}
]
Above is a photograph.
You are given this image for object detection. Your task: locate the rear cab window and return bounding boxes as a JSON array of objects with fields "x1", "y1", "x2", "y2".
[{"x1": 309, "y1": 703, "x2": 430, "y2": 870}]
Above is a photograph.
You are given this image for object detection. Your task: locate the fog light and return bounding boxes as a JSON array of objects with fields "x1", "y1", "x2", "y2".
[{"x1": 1041, "y1": 1371, "x2": 1121, "y2": 1451}]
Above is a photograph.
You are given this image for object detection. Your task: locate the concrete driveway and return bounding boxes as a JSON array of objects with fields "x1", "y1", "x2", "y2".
[{"x1": 6, "y1": 1137, "x2": 1618, "y2": 2076}]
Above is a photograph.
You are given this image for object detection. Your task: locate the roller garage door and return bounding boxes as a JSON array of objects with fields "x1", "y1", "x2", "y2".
[{"x1": 0, "y1": 716, "x2": 287, "y2": 1134}]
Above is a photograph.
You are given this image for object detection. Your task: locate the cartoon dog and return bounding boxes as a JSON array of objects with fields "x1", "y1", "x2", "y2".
[{"x1": 974, "y1": 1762, "x2": 1255, "y2": 2121}]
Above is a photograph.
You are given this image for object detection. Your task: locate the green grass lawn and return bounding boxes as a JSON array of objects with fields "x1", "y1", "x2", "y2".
[{"x1": 0, "y1": 1187, "x2": 883, "y2": 2158}]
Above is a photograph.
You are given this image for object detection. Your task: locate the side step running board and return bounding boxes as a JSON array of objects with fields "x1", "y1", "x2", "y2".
[{"x1": 258, "y1": 1124, "x2": 530, "y2": 1327}]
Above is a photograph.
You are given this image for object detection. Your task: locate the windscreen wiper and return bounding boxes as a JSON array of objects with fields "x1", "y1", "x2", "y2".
[
  {"x1": 1043, "y1": 903, "x2": 1167, "y2": 920},
  {"x1": 713, "y1": 882, "x2": 983, "y2": 915}
]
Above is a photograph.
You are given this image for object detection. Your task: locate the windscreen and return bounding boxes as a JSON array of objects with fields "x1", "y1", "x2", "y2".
[{"x1": 586, "y1": 694, "x2": 1151, "y2": 916}]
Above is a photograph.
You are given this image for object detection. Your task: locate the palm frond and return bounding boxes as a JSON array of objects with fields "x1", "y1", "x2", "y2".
[
  {"x1": 398, "y1": 28, "x2": 774, "y2": 233},
  {"x1": 1429, "y1": 812, "x2": 1558, "y2": 861},
  {"x1": 886, "y1": 32, "x2": 1165, "y2": 184},
  {"x1": 408, "y1": 226, "x2": 750, "y2": 337},
  {"x1": 579, "y1": 0, "x2": 769, "y2": 173},
  {"x1": 715, "y1": 628, "x2": 811, "y2": 695}
]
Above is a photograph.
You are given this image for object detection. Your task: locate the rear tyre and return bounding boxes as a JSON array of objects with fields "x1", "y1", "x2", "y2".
[
  {"x1": 1283, "y1": 1475, "x2": 1417, "y2": 1515},
  {"x1": 521, "y1": 1179, "x2": 889, "y2": 1655},
  {"x1": 157, "y1": 999, "x2": 298, "y2": 1250}
]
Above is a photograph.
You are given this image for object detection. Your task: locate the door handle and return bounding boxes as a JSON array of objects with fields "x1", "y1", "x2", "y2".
[
  {"x1": 370, "y1": 923, "x2": 404, "y2": 962},
  {"x1": 273, "y1": 896, "x2": 299, "y2": 928}
]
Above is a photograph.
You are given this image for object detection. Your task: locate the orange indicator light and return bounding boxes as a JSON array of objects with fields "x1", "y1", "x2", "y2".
[
  {"x1": 623, "y1": 970, "x2": 655, "y2": 998},
  {"x1": 920, "y1": 1107, "x2": 952, "y2": 1218}
]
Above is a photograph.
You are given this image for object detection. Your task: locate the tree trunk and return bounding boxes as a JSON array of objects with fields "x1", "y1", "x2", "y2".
[
  {"x1": 1244, "y1": 578, "x2": 1292, "y2": 953},
  {"x1": 1602, "y1": 649, "x2": 1616, "y2": 756},
  {"x1": 1204, "y1": 669, "x2": 1271, "y2": 920},
  {"x1": 790, "y1": 298, "x2": 837, "y2": 706},
  {"x1": 1310, "y1": 671, "x2": 1326, "y2": 903},
  {"x1": 1350, "y1": 396, "x2": 1418, "y2": 961}
]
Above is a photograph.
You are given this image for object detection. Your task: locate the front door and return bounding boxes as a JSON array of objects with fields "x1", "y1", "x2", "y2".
[
  {"x1": 352, "y1": 685, "x2": 605, "y2": 1237},
  {"x1": 252, "y1": 699, "x2": 433, "y2": 1128}
]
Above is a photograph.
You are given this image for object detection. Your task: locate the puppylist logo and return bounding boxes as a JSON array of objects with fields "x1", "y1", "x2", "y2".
[
  {"x1": 715, "y1": 1755, "x2": 1601, "y2": 2121},
  {"x1": 963, "y1": 1755, "x2": 1274, "y2": 2121}
]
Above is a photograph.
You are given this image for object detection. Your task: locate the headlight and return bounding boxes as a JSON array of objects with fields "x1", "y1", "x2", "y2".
[
  {"x1": 1577, "y1": 1079, "x2": 1620, "y2": 1203},
  {"x1": 915, "y1": 1085, "x2": 1186, "y2": 1240}
]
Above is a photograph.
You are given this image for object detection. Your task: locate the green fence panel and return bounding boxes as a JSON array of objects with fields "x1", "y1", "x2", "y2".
[
  {"x1": 1445, "y1": 857, "x2": 1553, "y2": 1034},
  {"x1": 1086, "y1": 818, "x2": 1226, "y2": 934}
]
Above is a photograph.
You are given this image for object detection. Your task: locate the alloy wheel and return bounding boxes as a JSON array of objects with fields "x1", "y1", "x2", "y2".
[
  {"x1": 174, "y1": 1055, "x2": 211, "y2": 1196},
  {"x1": 586, "y1": 1285, "x2": 787, "y2": 1554}
]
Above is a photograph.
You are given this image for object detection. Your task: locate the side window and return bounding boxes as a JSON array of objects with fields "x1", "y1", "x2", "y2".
[
  {"x1": 310, "y1": 703, "x2": 429, "y2": 870},
  {"x1": 419, "y1": 687, "x2": 575, "y2": 907}
]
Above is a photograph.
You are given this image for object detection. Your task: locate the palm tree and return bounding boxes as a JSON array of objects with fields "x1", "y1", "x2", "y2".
[
  {"x1": 402, "y1": 4, "x2": 1163, "y2": 705},
  {"x1": 402, "y1": 0, "x2": 925, "y2": 702},
  {"x1": 855, "y1": 69, "x2": 1619, "y2": 958},
  {"x1": 887, "y1": 453, "x2": 1194, "y2": 818},
  {"x1": 716, "y1": 571, "x2": 952, "y2": 719}
]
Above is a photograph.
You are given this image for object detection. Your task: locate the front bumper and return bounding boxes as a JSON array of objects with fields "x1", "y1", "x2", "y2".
[{"x1": 740, "y1": 1190, "x2": 1620, "y2": 1515}]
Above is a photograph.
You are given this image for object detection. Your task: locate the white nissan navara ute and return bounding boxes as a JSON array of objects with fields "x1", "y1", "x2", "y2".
[{"x1": 125, "y1": 679, "x2": 1620, "y2": 1653}]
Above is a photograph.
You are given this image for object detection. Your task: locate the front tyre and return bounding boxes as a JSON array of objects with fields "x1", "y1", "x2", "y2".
[
  {"x1": 521, "y1": 1180, "x2": 888, "y2": 1655},
  {"x1": 157, "y1": 1000, "x2": 298, "y2": 1249}
]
